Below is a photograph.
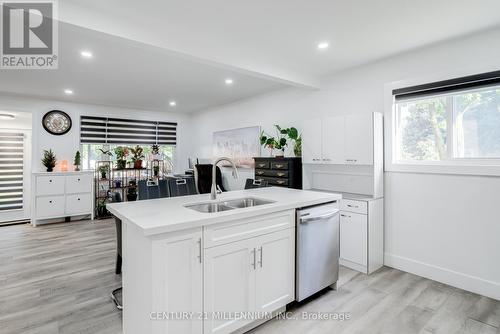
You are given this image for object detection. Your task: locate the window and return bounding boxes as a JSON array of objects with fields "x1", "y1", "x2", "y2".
[
  {"x1": 390, "y1": 70, "x2": 500, "y2": 174},
  {"x1": 79, "y1": 116, "x2": 177, "y2": 171},
  {"x1": 81, "y1": 144, "x2": 174, "y2": 171}
]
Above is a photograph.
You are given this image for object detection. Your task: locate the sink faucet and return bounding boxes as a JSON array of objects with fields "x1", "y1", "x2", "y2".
[{"x1": 210, "y1": 157, "x2": 239, "y2": 200}]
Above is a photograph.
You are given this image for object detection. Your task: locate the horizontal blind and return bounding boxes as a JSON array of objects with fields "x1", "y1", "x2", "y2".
[
  {"x1": 393, "y1": 70, "x2": 500, "y2": 101},
  {"x1": 0, "y1": 132, "x2": 24, "y2": 211},
  {"x1": 80, "y1": 116, "x2": 177, "y2": 145}
]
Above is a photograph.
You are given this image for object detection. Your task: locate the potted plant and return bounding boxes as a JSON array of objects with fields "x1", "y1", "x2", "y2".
[
  {"x1": 114, "y1": 146, "x2": 129, "y2": 169},
  {"x1": 151, "y1": 144, "x2": 161, "y2": 160},
  {"x1": 73, "y1": 151, "x2": 81, "y2": 171},
  {"x1": 285, "y1": 127, "x2": 302, "y2": 157},
  {"x1": 131, "y1": 145, "x2": 145, "y2": 169},
  {"x1": 260, "y1": 125, "x2": 288, "y2": 157},
  {"x1": 97, "y1": 148, "x2": 113, "y2": 161},
  {"x1": 98, "y1": 165, "x2": 109, "y2": 179},
  {"x1": 42, "y1": 149, "x2": 57, "y2": 172},
  {"x1": 127, "y1": 180, "x2": 137, "y2": 201}
]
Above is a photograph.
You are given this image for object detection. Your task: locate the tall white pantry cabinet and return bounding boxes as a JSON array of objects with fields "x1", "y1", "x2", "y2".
[{"x1": 302, "y1": 112, "x2": 384, "y2": 274}]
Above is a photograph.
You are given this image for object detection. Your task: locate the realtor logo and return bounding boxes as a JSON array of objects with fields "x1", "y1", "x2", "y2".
[{"x1": 0, "y1": 0, "x2": 58, "y2": 69}]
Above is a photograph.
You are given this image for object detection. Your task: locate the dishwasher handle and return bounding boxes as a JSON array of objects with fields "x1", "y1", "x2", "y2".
[{"x1": 300, "y1": 210, "x2": 339, "y2": 224}]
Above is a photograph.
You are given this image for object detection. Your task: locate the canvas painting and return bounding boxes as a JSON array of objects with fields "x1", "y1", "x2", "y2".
[{"x1": 213, "y1": 126, "x2": 260, "y2": 168}]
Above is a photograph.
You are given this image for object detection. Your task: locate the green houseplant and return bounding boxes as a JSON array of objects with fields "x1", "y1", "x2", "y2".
[
  {"x1": 131, "y1": 145, "x2": 145, "y2": 169},
  {"x1": 114, "y1": 146, "x2": 129, "y2": 169},
  {"x1": 98, "y1": 165, "x2": 109, "y2": 179},
  {"x1": 73, "y1": 151, "x2": 81, "y2": 171},
  {"x1": 285, "y1": 127, "x2": 302, "y2": 157},
  {"x1": 42, "y1": 149, "x2": 57, "y2": 172}
]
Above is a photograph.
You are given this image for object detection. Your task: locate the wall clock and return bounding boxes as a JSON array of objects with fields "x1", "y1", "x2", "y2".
[{"x1": 42, "y1": 110, "x2": 72, "y2": 135}]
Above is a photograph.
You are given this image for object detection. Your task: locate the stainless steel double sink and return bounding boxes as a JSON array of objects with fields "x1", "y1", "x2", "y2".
[{"x1": 184, "y1": 197, "x2": 275, "y2": 213}]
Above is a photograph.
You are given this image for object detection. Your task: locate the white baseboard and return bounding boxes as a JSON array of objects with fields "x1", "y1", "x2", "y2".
[{"x1": 384, "y1": 253, "x2": 500, "y2": 301}]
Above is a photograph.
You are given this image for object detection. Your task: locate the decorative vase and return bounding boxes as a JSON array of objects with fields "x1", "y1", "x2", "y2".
[
  {"x1": 127, "y1": 193, "x2": 137, "y2": 201},
  {"x1": 74, "y1": 165, "x2": 80, "y2": 171},
  {"x1": 117, "y1": 160, "x2": 126, "y2": 170},
  {"x1": 274, "y1": 149, "x2": 285, "y2": 158},
  {"x1": 114, "y1": 180, "x2": 122, "y2": 188},
  {"x1": 100, "y1": 172, "x2": 107, "y2": 179},
  {"x1": 134, "y1": 160, "x2": 143, "y2": 169},
  {"x1": 46, "y1": 166, "x2": 53, "y2": 172}
]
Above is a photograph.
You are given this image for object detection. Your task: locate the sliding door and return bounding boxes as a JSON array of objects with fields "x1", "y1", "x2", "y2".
[{"x1": 0, "y1": 130, "x2": 31, "y2": 224}]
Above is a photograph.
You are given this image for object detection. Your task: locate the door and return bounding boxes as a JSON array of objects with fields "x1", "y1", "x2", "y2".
[
  {"x1": 255, "y1": 228, "x2": 295, "y2": 313},
  {"x1": 344, "y1": 113, "x2": 373, "y2": 165},
  {"x1": 0, "y1": 130, "x2": 31, "y2": 224},
  {"x1": 340, "y1": 212, "x2": 368, "y2": 267},
  {"x1": 302, "y1": 118, "x2": 322, "y2": 164},
  {"x1": 204, "y1": 238, "x2": 255, "y2": 334},
  {"x1": 151, "y1": 229, "x2": 203, "y2": 334},
  {"x1": 322, "y1": 116, "x2": 345, "y2": 164}
]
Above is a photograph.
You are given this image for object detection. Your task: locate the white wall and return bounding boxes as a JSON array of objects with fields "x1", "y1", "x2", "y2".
[
  {"x1": 189, "y1": 28, "x2": 500, "y2": 300},
  {"x1": 0, "y1": 94, "x2": 193, "y2": 173}
]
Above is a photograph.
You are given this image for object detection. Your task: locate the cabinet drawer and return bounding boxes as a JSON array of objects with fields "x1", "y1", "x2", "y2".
[
  {"x1": 340, "y1": 212, "x2": 368, "y2": 266},
  {"x1": 66, "y1": 194, "x2": 92, "y2": 215},
  {"x1": 204, "y1": 210, "x2": 295, "y2": 248},
  {"x1": 271, "y1": 170, "x2": 289, "y2": 178},
  {"x1": 255, "y1": 161, "x2": 270, "y2": 169},
  {"x1": 36, "y1": 176, "x2": 65, "y2": 196},
  {"x1": 261, "y1": 177, "x2": 289, "y2": 187},
  {"x1": 36, "y1": 195, "x2": 65, "y2": 218},
  {"x1": 66, "y1": 174, "x2": 92, "y2": 194},
  {"x1": 271, "y1": 161, "x2": 289, "y2": 170},
  {"x1": 255, "y1": 169, "x2": 289, "y2": 178},
  {"x1": 255, "y1": 169, "x2": 268, "y2": 177},
  {"x1": 340, "y1": 199, "x2": 368, "y2": 214}
]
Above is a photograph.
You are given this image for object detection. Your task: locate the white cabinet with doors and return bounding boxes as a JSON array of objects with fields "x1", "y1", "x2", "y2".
[
  {"x1": 302, "y1": 112, "x2": 380, "y2": 165},
  {"x1": 121, "y1": 209, "x2": 296, "y2": 334},
  {"x1": 31, "y1": 171, "x2": 94, "y2": 226},
  {"x1": 204, "y1": 211, "x2": 295, "y2": 334},
  {"x1": 339, "y1": 196, "x2": 383, "y2": 274}
]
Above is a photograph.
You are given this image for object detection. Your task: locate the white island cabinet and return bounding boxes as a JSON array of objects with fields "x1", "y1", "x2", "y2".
[{"x1": 107, "y1": 187, "x2": 341, "y2": 334}]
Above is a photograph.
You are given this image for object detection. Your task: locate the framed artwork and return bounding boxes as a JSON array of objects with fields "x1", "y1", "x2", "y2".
[{"x1": 213, "y1": 126, "x2": 260, "y2": 168}]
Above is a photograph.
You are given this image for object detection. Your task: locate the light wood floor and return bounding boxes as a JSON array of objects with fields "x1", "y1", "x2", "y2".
[{"x1": 1, "y1": 220, "x2": 499, "y2": 334}]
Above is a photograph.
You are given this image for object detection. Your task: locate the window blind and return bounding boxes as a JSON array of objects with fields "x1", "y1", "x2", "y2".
[
  {"x1": 0, "y1": 132, "x2": 24, "y2": 211},
  {"x1": 80, "y1": 116, "x2": 177, "y2": 145},
  {"x1": 393, "y1": 70, "x2": 500, "y2": 101}
]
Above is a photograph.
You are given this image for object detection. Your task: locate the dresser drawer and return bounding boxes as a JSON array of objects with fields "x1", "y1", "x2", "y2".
[
  {"x1": 36, "y1": 195, "x2": 65, "y2": 218},
  {"x1": 271, "y1": 170, "x2": 289, "y2": 178},
  {"x1": 204, "y1": 210, "x2": 294, "y2": 248},
  {"x1": 340, "y1": 199, "x2": 368, "y2": 214},
  {"x1": 255, "y1": 161, "x2": 270, "y2": 169},
  {"x1": 271, "y1": 161, "x2": 289, "y2": 170},
  {"x1": 66, "y1": 194, "x2": 92, "y2": 214},
  {"x1": 255, "y1": 169, "x2": 268, "y2": 177},
  {"x1": 260, "y1": 177, "x2": 289, "y2": 186},
  {"x1": 36, "y1": 176, "x2": 65, "y2": 196},
  {"x1": 66, "y1": 174, "x2": 92, "y2": 194}
]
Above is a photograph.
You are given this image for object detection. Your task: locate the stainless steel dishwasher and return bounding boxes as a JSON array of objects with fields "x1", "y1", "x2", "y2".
[{"x1": 296, "y1": 201, "x2": 340, "y2": 302}]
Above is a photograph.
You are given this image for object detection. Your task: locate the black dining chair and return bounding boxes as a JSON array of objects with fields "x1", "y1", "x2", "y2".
[
  {"x1": 245, "y1": 178, "x2": 269, "y2": 189},
  {"x1": 138, "y1": 179, "x2": 170, "y2": 200},
  {"x1": 110, "y1": 192, "x2": 123, "y2": 310},
  {"x1": 167, "y1": 177, "x2": 197, "y2": 197},
  {"x1": 194, "y1": 164, "x2": 226, "y2": 194}
]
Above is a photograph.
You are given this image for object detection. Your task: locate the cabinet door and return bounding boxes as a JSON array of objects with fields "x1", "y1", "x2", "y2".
[
  {"x1": 340, "y1": 212, "x2": 368, "y2": 267},
  {"x1": 344, "y1": 113, "x2": 373, "y2": 165},
  {"x1": 151, "y1": 229, "x2": 203, "y2": 334},
  {"x1": 322, "y1": 116, "x2": 345, "y2": 164},
  {"x1": 302, "y1": 118, "x2": 322, "y2": 164},
  {"x1": 255, "y1": 228, "x2": 295, "y2": 314},
  {"x1": 204, "y1": 239, "x2": 255, "y2": 334}
]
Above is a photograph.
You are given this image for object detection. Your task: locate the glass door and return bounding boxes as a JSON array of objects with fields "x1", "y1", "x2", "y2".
[{"x1": 0, "y1": 130, "x2": 31, "y2": 224}]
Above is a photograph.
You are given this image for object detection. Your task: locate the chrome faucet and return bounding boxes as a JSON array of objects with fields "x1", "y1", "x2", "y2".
[{"x1": 210, "y1": 157, "x2": 239, "y2": 200}]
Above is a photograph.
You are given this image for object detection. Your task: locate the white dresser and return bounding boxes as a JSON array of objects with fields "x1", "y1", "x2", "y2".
[{"x1": 31, "y1": 171, "x2": 94, "y2": 226}]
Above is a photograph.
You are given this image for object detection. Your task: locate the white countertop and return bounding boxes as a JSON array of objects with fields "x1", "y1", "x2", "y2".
[
  {"x1": 310, "y1": 189, "x2": 382, "y2": 201},
  {"x1": 107, "y1": 187, "x2": 342, "y2": 236}
]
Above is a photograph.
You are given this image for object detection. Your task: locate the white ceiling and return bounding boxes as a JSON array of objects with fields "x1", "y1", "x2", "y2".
[
  {"x1": 1, "y1": 0, "x2": 500, "y2": 113},
  {"x1": 0, "y1": 24, "x2": 286, "y2": 113}
]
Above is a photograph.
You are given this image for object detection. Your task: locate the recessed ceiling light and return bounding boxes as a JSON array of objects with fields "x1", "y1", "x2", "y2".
[
  {"x1": 0, "y1": 113, "x2": 15, "y2": 120},
  {"x1": 169, "y1": 101, "x2": 177, "y2": 107},
  {"x1": 225, "y1": 78, "x2": 234, "y2": 85},
  {"x1": 64, "y1": 89, "x2": 74, "y2": 95},
  {"x1": 317, "y1": 42, "x2": 329, "y2": 50},
  {"x1": 80, "y1": 50, "x2": 93, "y2": 58}
]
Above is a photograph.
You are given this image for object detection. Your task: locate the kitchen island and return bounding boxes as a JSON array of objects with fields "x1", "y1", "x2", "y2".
[{"x1": 107, "y1": 187, "x2": 341, "y2": 334}]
